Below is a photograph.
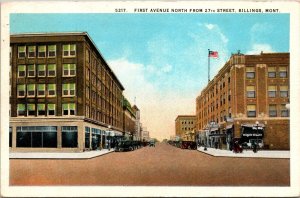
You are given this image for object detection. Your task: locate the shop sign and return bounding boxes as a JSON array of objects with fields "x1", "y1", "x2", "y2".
[{"x1": 242, "y1": 133, "x2": 263, "y2": 137}]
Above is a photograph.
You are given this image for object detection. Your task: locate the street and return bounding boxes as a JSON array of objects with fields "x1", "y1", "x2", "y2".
[{"x1": 10, "y1": 142, "x2": 289, "y2": 186}]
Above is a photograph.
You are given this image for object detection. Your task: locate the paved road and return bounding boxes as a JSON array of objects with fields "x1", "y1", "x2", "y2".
[{"x1": 10, "y1": 142, "x2": 289, "y2": 186}]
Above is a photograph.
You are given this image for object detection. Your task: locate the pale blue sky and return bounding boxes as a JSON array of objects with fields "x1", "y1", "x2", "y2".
[{"x1": 10, "y1": 13, "x2": 290, "y2": 139}]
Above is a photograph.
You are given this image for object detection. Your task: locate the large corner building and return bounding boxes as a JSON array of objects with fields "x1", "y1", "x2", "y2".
[
  {"x1": 9, "y1": 32, "x2": 139, "y2": 152},
  {"x1": 196, "y1": 52, "x2": 289, "y2": 150}
]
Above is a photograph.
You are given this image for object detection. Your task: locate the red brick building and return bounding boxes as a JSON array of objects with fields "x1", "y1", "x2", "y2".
[{"x1": 196, "y1": 52, "x2": 289, "y2": 150}]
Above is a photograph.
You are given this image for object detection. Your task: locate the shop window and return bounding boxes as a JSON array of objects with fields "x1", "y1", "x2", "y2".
[
  {"x1": 48, "y1": 64, "x2": 56, "y2": 77},
  {"x1": 38, "y1": 46, "x2": 46, "y2": 58},
  {"x1": 85, "y1": 127, "x2": 90, "y2": 148},
  {"x1": 17, "y1": 84, "x2": 26, "y2": 97},
  {"x1": 269, "y1": 104, "x2": 277, "y2": 117},
  {"x1": 37, "y1": 84, "x2": 45, "y2": 97},
  {"x1": 27, "y1": 65, "x2": 35, "y2": 77},
  {"x1": 47, "y1": 104, "x2": 56, "y2": 116},
  {"x1": 280, "y1": 86, "x2": 288, "y2": 97},
  {"x1": 38, "y1": 64, "x2": 46, "y2": 77},
  {"x1": 268, "y1": 85, "x2": 277, "y2": 98},
  {"x1": 18, "y1": 46, "x2": 26, "y2": 58},
  {"x1": 18, "y1": 65, "x2": 26, "y2": 78},
  {"x1": 247, "y1": 104, "x2": 256, "y2": 117},
  {"x1": 246, "y1": 67, "x2": 255, "y2": 79},
  {"x1": 63, "y1": 44, "x2": 76, "y2": 57},
  {"x1": 16, "y1": 126, "x2": 57, "y2": 148},
  {"x1": 17, "y1": 104, "x2": 26, "y2": 116},
  {"x1": 279, "y1": 67, "x2": 287, "y2": 78},
  {"x1": 27, "y1": 104, "x2": 35, "y2": 116},
  {"x1": 268, "y1": 67, "x2": 276, "y2": 78},
  {"x1": 9, "y1": 127, "x2": 12, "y2": 147},
  {"x1": 63, "y1": 103, "x2": 76, "y2": 116},
  {"x1": 247, "y1": 86, "x2": 255, "y2": 98},
  {"x1": 48, "y1": 45, "x2": 56, "y2": 57},
  {"x1": 62, "y1": 126, "x2": 78, "y2": 148},
  {"x1": 27, "y1": 84, "x2": 35, "y2": 97},
  {"x1": 47, "y1": 84, "x2": 56, "y2": 97},
  {"x1": 37, "y1": 104, "x2": 46, "y2": 116},
  {"x1": 281, "y1": 104, "x2": 289, "y2": 117},
  {"x1": 62, "y1": 83, "x2": 76, "y2": 96},
  {"x1": 28, "y1": 46, "x2": 36, "y2": 58},
  {"x1": 63, "y1": 64, "x2": 76, "y2": 76}
]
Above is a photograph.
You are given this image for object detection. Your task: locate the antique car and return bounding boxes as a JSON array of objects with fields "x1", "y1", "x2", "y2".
[
  {"x1": 115, "y1": 140, "x2": 134, "y2": 152},
  {"x1": 180, "y1": 141, "x2": 197, "y2": 150}
]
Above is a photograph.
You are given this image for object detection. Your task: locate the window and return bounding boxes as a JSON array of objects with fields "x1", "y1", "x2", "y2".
[
  {"x1": 279, "y1": 67, "x2": 287, "y2": 78},
  {"x1": 63, "y1": 44, "x2": 76, "y2": 57},
  {"x1": 27, "y1": 104, "x2": 35, "y2": 116},
  {"x1": 85, "y1": 127, "x2": 90, "y2": 148},
  {"x1": 37, "y1": 104, "x2": 46, "y2": 116},
  {"x1": 28, "y1": 46, "x2": 36, "y2": 58},
  {"x1": 280, "y1": 86, "x2": 288, "y2": 97},
  {"x1": 18, "y1": 65, "x2": 26, "y2": 77},
  {"x1": 62, "y1": 126, "x2": 78, "y2": 148},
  {"x1": 86, "y1": 86, "x2": 90, "y2": 99},
  {"x1": 268, "y1": 67, "x2": 276, "y2": 78},
  {"x1": 9, "y1": 127, "x2": 12, "y2": 147},
  {"x1": 63, "y1": 64, "x2": 76, "y2": 76},
  {"x1": 38, "y1": 46, "x2": 46, "y2": 58},
  {"x1": 247, "y1": 86, "x2": 255, "y2": 98},
  {"x1": 18, "y1": 46, "x2": 26, "y2": 58},
  {"x1": 269, "y1": 104, "x2": 277, "y2": 117},
  {"x1": 37, "y1": 84, "x2": 45, "y2": 97},
  {"x1": 62, "y1": 83, "x2": 76, "y2": 96},
  {"x1": 17, "y1": 104, "x2": 26, "y2": 116},
  {"x1": 27, "y1": 65, "x2": 35, "y2": 77},
  {"x1": 47, "y1": 104, "x2": 56, "y2": 116},
  {"x1": 47, "y1": 84, "x2": 56, "y2": 97},
  {"x1": 268, "y1": 85, "x2": 277, "y2": 98},
  {"x1": 48, "y1": 45, "x2": 56, "y2": 57},
  {"x1": 27, "y1": 84, "x2": 35, "y2": 97},
  {"x1": 247, "y1": 104, "x2": 256, "y2": 117},
  {"x1": 48, "y1": 64, "x2": 56, "y2": 77},
  {"x1": 63, "y1": 103, "x2": 76, "y2": 116},
  {"x1": 86, "y1": 68, "x2": 90, "y2": 80},
  {"x1": 38, "y1": 64, "x2": 46, "y2": 77},
  {"x1": 16, "y1": 126, "x2": 57, "y2": 148},
  {"x1": 246, "y1": 67, "x2": 255, "y2": 79},
  {"x1": 17, "y1": 84, "x2": 26, "y2": 97},
  {"x1": 281, "y1": 104, "x2": 289, "y2": 117}
]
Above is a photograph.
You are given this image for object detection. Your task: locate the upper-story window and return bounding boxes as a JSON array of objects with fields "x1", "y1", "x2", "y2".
[
  {"x1": 17, "y1": 104, "x2": 26, "y2": 116},
  {"x1": 38, "y1": 64, "x2": 46, "y2": 77},
  {"x1": 63, "y1": 44, "x2": 76, "y2": 57},
  {"x1": 246, "y1": 67, "x2": 255, "y2": 79},
  {"x1": 27, "y1": 84, "x2": 35, "y2": 97},
  {"x1": 48, "y1": 64, "x2": 56, "y2": 77},
  {"x1": 17, "y1": 84, "x2": 26, "y2": 98},
  {"x1": 62, "y1": 83, "x2": 76, "y2": 96},
  {"x1": 27, "y1": 65, "x2": 35, "y2": 77},
  {"x1": 268, "y1": 85, "x2": 277, "y2": 98},
  {"x1": 247, "y1": 104, "x2": 256, "y2": 117},
  {"x1": 48, "y1": 45, "x2": 56, "y2": 57},
  {"x1": 281, "y1": 104, "x2": 289, "y2": 117},
  {"x1": 280, "y1": 86, "x2": 288, "y2": 97},
  {"x1": 38, "y1": 46, "x2": 46, "y2": 58},
  {"x1": 37, "y1": 104, "x2": 46, "y2": 116},
  {"x1": 28, "y1": 46, "x2": 36, "y2": 58},
  {"x1": 63, "y1": 64, "x2": 76, "y2": 76},
  {"x1": 18, "y1": 46, "x2": 26, "y2": 58},
  {"x1": 268, "y1": 67, "x2": 276, "y2": 78},
  {"x1": 246, "y1": 86, "x2": 255, "y2": 98},
  {"x1": 63, "y1": 103, "x2": 76, "y2": 116},
  {"x1": 269, "y1": 104, "x2": 277, "y2": 117},
  {"x1": 18, "y1": 65, "x2": 26, "y2": 78},
  {"x1": 47, "y1": 84, "x2": 56, "y2": 97},
  {"x1": 27, "y1": 104, "x2": 35, "y2": 116},
  {"x1": 47, "y1": 104, "x2": 56, "y2": 116},
  {"x1": 279, "y1": 67, "x2": 287, "y2": 78},
  {"x1": 37, "y1": 84, "x2": 46, "y2": 97}
]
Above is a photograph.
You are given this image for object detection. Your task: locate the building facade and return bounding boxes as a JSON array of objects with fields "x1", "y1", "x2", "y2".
[
  {"x1": 175, "y1": 115, "x2": 196, "y2": 141},
  {"x1": 122, "y1": 97, "x2": 136, "y2": 140},
  {"x1": 9, "y1": 32, "x2": 129, "y2": 152},
  {"x1": 196, "y1": 52, "x2": 289, "y2": 150}
]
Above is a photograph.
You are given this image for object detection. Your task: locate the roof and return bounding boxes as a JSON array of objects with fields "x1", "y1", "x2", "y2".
[
  {"x1": 10, "y1": 32, "x2": 125, "y2": 90},
  {"x1": 175, "y1": 115, "x2": 196, "y2": 121}
]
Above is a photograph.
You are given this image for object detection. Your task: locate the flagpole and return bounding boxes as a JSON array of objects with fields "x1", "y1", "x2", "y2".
[{"x1": 208, "y1": 49, "x2": 210, "y2": 82}]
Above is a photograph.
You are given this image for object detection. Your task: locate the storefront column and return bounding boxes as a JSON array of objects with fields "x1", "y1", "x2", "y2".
[
  {"x1": 77, "y1": 123, "x2": 84, "y2": 151},
  {"x1": 57, "y1": 126, "x2": 62, "y2": 148}
]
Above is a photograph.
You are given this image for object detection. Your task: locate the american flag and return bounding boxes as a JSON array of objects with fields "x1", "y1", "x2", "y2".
[{"x1": 208, "y1": 50, "x2": 218, "y2": 58}]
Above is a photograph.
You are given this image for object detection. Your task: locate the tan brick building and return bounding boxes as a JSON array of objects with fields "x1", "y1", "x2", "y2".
[
  {"x1": 196, "y1": 52, "x2": 289, "y2": 150},
  {"x1": 175, "y1": 115, "x2": 196, "y2": 141}
]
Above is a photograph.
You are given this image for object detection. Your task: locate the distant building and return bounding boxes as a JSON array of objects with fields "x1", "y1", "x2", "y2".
[
  {"x1": 196, "y1": 52, "x2": 289, "y2": 150},
  {"x1": 122, "y1": 97, "x2": 136, "y2": 140},
  {"x1": 9, "y1": 32, "x2": 133, "y2": 152},
  {"x1": 175, "y1": 115, "x2": 196, "y2": 141},
  {"x1": 132, "y1": 105, "x2": 142, "y2": 141},
  {"x1": 142, "y1": 130, "x2": 150, "y2": 142}
]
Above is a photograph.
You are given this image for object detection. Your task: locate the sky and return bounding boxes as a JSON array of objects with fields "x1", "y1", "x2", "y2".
[{"x1": 10, "y1": 13, "x2": 290, "y2": 140}]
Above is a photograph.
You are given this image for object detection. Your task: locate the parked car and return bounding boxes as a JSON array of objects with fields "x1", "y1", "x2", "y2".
[
  {"x1": 115, "y1": 140, "x2": 134, "y2": 152},
  {"x1": 180, "y1": 141, "x2": 197, "y2": 150},
  {"x1": 149, "y1": 140, "x2": 155, "y2": 147}
]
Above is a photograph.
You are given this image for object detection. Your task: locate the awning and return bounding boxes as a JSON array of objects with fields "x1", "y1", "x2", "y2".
[{"x1": 241, "y1": 123, "x2": 265, "y2": 130}]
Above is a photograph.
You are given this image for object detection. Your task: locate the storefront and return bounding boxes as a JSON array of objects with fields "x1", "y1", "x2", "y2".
[{"x1": 240, "y1": 124, "x2": 264, "y2": 148}]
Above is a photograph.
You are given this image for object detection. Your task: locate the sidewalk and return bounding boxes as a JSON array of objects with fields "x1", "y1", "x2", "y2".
[
  {"x1": 9, "y1": 149, "x2": 114, "y2": 159},
  {"x1": 197, "y1": 147, "x2": 290, "y2": 159}
]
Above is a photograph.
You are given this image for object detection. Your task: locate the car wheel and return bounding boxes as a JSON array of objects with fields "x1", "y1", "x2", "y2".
[{"x1": 129, "y1": 146, "x2": 134, "y2": 151}]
